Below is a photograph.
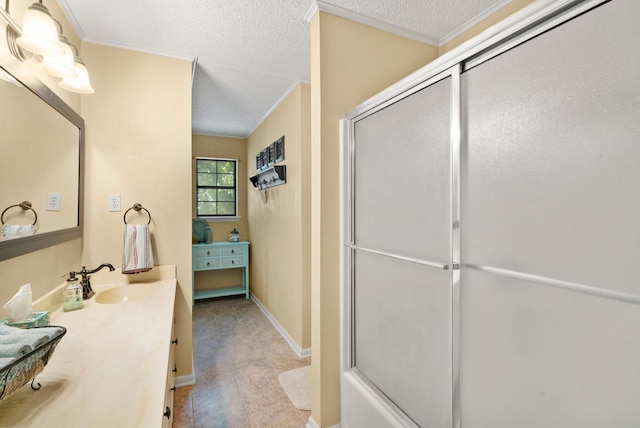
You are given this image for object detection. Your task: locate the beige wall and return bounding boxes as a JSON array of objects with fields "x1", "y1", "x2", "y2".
[
  {"x1": 309, "y1": 12, "x2": 439, "y2": 427},
  {"x1": 246, "y1": 83, "x2": 312, "y2": 350},
  {"x1": 192, "y1": 134, "x2": 249, "y2": 290},
  {"x1": 80, "y1": 42, "x2": 193, "y2": 378}
]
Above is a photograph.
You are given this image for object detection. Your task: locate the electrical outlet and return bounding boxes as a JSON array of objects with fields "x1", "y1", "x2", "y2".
[
  {"x1": 108, "y1": 194, "x2": 121, "y2": 212},
  {"x1": 46, "y1": 192, "x2": 61, "y2": 211}
]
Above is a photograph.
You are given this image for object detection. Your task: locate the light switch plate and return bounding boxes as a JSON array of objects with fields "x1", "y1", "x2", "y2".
[{"x1": 46, "y1": 192, "x2": 61, "y2": 211}]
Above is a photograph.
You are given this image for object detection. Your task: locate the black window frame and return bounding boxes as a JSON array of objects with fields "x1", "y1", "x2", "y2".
[{"x1": 195, "y1": 157, "x2": 238, "y2": 218}]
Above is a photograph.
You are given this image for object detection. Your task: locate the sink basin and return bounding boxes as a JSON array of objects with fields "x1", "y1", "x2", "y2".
[{"x1": 95, "y1": 284, "x2": 152, "y2": 304}]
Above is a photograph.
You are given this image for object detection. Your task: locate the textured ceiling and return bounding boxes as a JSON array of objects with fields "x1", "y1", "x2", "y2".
[{"x1": 57, "y1": 0, "x2": 509, "y2": 137}]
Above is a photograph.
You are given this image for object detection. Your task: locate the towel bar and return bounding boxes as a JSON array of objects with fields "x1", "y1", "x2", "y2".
[
  {"x1": 123, "y1": 203, "x2": 151, "y2": 225},
  {"x1": 1, "y1": 201, "x2": 38, "y2": 225}
]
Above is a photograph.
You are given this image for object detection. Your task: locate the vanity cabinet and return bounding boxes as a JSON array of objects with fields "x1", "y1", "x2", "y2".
[
  {"x1": 0, "y1": 268, "x2": 178, "y2": 427},
  {"x1": 192, "y1": 241, "x2": 250, "y2": 302},
  {"x1": 163, "y1": 317, "x2": 177, "y2": 427}
]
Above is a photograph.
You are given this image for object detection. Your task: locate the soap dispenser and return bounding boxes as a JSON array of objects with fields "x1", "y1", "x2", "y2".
[{"x1": 63, "y1": 272, "x2": 83, "y2": 312}]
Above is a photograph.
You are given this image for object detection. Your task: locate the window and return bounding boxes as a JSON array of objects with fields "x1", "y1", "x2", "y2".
[{"x1": 195, "y1": 157, "x2": 238, "y2": 218}]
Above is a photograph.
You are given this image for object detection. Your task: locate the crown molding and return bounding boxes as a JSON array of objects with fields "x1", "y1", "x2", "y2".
[
  {"x1": 57, "y1": 0, "x2": 86, "y2": 39},
  {"x1": 82, "y1": 38, "x2": 196, "y2": 62},
  {"x1": 246, "y1": 79, "x2": 307, "y2": 138},
  {"x1": 438, "y1": 0, "x2": 513, "y2": 45},
  {"x1": 305, "y1": 0, "x2": 439, "y2": 46}
]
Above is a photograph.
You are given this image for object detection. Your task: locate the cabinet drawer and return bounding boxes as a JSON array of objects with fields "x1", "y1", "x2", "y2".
[
  {"x1": 221, "y1": 246, "x2": 245, "y2": 256},
  {"x1": 221, "y1": 256, "x2": 244, "y2": 267},
  {"x1": 195, "y1": 247, "x2": 221, "y2": 258},
  {"x1": 195, "y1": 258, "x2": 221, "y2": 269}
]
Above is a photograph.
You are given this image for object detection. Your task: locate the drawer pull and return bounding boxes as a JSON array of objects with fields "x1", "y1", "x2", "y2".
[
  {"x1": 172, "y1": 364, "x2": 177, "y2": 373},
  {"x1": 164, "y1": 406, "x2": 171, "y2": 419},
  {"x1": 170, "y1": 386, "x2": 176, "y2": 392},
  {"x1": 231, "y1": 260, "x2": 235, "y2": 264},
  {"x1": 231, "y1": 249, "x2": 235, "y2": 254},
  {"x1": 171, "y1": 338, "x2": 178, "y2": 345},
  {"x1": 206, "y1": 251, "x2": 210, "y2": 256},
  {"x1": 206, "y1": 262, "x2": 210, "y2": 266}
]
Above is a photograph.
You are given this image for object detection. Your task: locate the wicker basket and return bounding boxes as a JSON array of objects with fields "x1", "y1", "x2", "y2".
[{"x1": 0, "y1": 326, "x2": 66, "y2": 401}]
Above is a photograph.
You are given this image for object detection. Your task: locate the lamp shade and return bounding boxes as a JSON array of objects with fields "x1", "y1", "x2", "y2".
[
  {"x1": 59, "y1": 57, "x2": 94, "y2": 94},
  {"x1": 16, "y1": 3, "x2": 64, "y2": 56},
  {"x1": 40, "y1": 36, "x2": 77, "y2": 78}
]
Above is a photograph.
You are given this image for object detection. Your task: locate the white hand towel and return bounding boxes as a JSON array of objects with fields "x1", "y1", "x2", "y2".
[
  {"x1": 122, "y1": 224, "x2": 154, "y2": 274},
  {"x1": 1, "y1": 224, "x2": 36, "y2": 241}
]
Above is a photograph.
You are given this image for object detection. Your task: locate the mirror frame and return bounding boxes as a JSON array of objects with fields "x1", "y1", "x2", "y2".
[{"x1": 0, "y1": 62, "x2": 84, "y2": 261}]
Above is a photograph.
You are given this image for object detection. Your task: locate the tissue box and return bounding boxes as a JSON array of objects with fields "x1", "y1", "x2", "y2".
[{"x1": 1, "y1": 311, "x2": 50, "y2": 328}]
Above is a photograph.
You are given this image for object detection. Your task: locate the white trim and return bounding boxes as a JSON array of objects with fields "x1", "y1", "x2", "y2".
[
  {"x1": 251, "y1": 294, "x2": 312, "y2": 358},
  {"x1": 175, "y1": 356, "x2": 196, "y2": 387},
  {"x1": 57, "y1": 0, "x2": 86, "y2": 39},
  {"x1": 307, "y1": 416, "x2": 340, "y2": 428},
  {"x1": 175, "y1": 364, "x2": 195, "y2": 389},
  {"x1": 81, "y1": 38, "x2": 197, "y2": 62},
  {"x1": 246, "y1": 79, "x2": 306, "y2": 137},
  {"x1": 175, "y1": 373, "x2": 195, "y2": 387},
  {"x1": 191, "y1": 56, "x2": 198, "y2": 87},
  {"x1": 304, "y1": 2, "x2": 319, "y2": 23},
  {"x1": 306, "y1": 416, "x2": 319, "y2": 428},
  {"x1": 438, "y1": 0, "x2": 513, "y2": 45},
  {"x1": 191, "y1": 132, "x2": 246, "y2": 139},
  {"x1": 201, "y1": 216, "x2": 242, "y2": 223},
  {"x1": 305, "y1": 0, "x2": 439, "y2": 46}
]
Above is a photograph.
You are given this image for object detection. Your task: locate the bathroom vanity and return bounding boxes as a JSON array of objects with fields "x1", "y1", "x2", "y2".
[
  {"x1": 192, "y1": 241, "x2": 250, "y2": 302},
  {"x1": 0, "y1": 265, "x2": 177, "y2": 427}
]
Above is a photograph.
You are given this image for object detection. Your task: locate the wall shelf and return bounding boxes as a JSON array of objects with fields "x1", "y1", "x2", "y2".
[{"x1": 249, "y1": 165, "x2": 286, "y2": 190}]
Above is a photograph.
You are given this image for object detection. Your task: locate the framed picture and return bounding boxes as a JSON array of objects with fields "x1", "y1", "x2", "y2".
[
  {"x1": 268, "y1": 143, "x2": 276, "y2": 166},
  {"x1": 255, "y1": 153, "x2": 262, "y2": 171},
  {"x1": 260, "y1": 148, "x2": 269, "y2": 171},
  {"x1": 275, "y1": 136, "x2": 285, "y2": 163}
]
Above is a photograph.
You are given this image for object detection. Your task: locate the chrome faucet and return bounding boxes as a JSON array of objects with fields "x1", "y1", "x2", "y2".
[{"x1": 74, "y1": 263, "x2": 115, "y2": 300}]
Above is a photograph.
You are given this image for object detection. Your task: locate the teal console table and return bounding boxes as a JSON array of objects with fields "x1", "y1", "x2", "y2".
[{"x1": 192, "y1": 241, "x2": 250, "y2": 303}]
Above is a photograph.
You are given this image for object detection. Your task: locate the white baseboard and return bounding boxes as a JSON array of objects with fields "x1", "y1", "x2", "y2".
[
  {"x1": 251, "y1": 294, "x2": 312, "y2": 359},
  {"x1": 175, "y1": 373, "x2": 195, "y2": 387},
  {"x1": 307, "y1": 416, "x2": 319, "y2": 428},
  {"x1": 307, "y1": 416, "x2": 340, "y2": 428},
  {"x1": 175, "y1": 357, "x2": 196, "y2": 387}
]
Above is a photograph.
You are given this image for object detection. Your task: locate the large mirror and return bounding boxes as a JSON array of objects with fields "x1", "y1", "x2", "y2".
[{"x1": 0, "y1": 58, "x2": 84, "y2": 260}]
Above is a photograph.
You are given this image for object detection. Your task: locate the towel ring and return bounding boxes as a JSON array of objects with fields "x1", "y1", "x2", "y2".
[
  {"x1": 1, "y1": 201, "x2": 38, "y2": 225},
  {"x1": 123, "y1": 203, "x2": 151, "y2": 225}
]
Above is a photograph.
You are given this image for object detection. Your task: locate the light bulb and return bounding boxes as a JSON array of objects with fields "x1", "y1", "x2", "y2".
[
  {"x1": 16, "y1": 3, "x2": 64, "y2": 57},
  {"x1": 59, "y1": 57, "x2": 94, "y2": 94},
  {"x1": 40, "y1": 36, "x2": 77, "y2": 79}
]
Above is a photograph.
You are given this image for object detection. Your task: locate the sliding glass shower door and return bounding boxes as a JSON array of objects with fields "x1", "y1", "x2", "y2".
[
  {"x1": 459, "y1": 0, "x2": 640, "y2": 425},
  {"x1": 342, "y1": 73, "x2": 456, "y2": 427}
]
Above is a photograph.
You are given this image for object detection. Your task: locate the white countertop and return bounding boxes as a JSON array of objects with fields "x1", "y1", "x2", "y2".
[{"x1": 0, "y1": 265, "x2": 177, "y2": 427}]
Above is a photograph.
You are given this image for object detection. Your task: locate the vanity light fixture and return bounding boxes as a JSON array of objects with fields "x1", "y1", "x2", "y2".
[
  {"x1": 39, "y1": 34, "x2": 76, "y2": 78},
  {"x1": 58, "y1": 55, "x2": 93, "y2": 94},
  {"x1": 1, "y1": 0, "x2": 93, "y2": 93},
  {"x1": 15, "y1": 1, "x2": 62, "y2": 57}
]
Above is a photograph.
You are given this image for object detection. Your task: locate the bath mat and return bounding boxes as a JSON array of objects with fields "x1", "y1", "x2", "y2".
[{"x1": 278, "y1": 365, "x2": 311, "y2": 410}]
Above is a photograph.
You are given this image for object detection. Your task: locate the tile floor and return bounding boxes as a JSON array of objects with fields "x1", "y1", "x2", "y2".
[{"x1": 173, "y1": 296, "x2": 311, "y2": 428}]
